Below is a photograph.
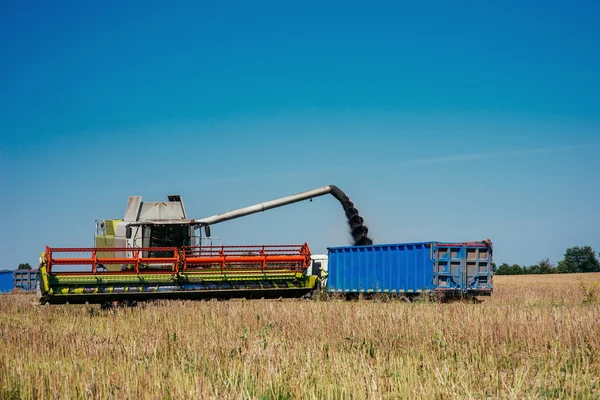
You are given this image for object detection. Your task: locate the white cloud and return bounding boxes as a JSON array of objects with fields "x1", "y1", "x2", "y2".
[{"x1": 401, "y1": 144, "x2": 600, "y2": 165}]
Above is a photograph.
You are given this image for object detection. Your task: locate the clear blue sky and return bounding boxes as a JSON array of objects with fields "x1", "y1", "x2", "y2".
[{"x1": 1, "y1": 1, "x2": 599, "y2": 270}]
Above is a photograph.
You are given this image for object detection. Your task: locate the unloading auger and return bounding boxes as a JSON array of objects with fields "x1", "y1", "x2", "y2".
[{"x1": 38, "y1": 185, "x2": 369, "y2": 305}]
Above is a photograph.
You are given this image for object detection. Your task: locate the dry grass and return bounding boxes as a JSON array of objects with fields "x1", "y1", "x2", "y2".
[{"x1": 1, "y1": 273, "x2": 599, "y2": 399}]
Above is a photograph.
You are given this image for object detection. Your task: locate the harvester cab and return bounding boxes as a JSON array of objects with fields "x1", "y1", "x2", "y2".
[
  {"x1": 39, "y1": 186, "x2": 348, "y2": 305},
  {"x1": 95, "y1": 194, "x2": 203, "y2": 270}
]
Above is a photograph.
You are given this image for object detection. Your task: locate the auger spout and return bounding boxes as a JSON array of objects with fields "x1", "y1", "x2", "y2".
[
  {"x1": 197, "y1": 186, "x2": 334, "y2": 225},
  {"x1": 197, "y1": 185, "x2": 372, "y2": 246}
]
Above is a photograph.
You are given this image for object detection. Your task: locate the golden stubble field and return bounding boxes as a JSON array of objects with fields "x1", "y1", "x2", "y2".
[{"x1": 1, "y1": 273, "x2": 599, "y2": 399}]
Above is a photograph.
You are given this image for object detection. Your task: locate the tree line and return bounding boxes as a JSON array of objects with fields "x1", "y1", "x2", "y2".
[{"x1": 494, "y1": 246, "x2": 600, "y2": 275}]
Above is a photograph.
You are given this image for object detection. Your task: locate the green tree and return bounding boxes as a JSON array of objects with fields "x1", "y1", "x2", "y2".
[
  {"x1": 494, "y1": 263, "x2": 511, "y2": 275},
  {"x1": 17, "y1": 263, "x2": 32, "y2": 270},
  {"x1": 557, "y1": 246, "x2": 600, "y2": 273},
  {"x1": 526, "y1": 258, "x2": 555, "y2": 275},
  {"x1": 537, "y1": 258, "x2": 555, "y2": 274},
  {"x1": 523, "y1": 264, "x2": 536, "y2": 274},
  {"x1": 495, "y1": 263, "x2": 524, "y2": 275},
  {"x1": 511, "y1": 264, "x2": 524, "y2": 275}
]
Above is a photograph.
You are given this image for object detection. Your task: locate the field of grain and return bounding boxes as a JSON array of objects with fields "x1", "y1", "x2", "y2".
[{"x1": 1, "y1": 273, "x2": 599, "y2": 399}]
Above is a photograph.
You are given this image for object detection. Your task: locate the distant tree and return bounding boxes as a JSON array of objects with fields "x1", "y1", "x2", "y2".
[
  {"x1": 17, "y1": 263, "x2": 32, "y2": 270},
  {"x1": 526, "y1": 258, "x2": 555, "y2": 275},
  {"x1": 557, "y1": 246, "x2": 600, "y2": 273},
  {"x1": 494, "y1": 263, "x2": 510, "y2": 275},
  {"x1": 495, "y1": 263, "x2": 524, "y2": 275},
  {"x1": 510, "y1": 264, "x2": 524, "y2": 275},
  {"x1": 526, "y1": 266, "x2": 537, "y2": 274},
  {"x1": 537, "y1": 258, "x2": 556, "y2": 274},
  {"x1": 557, "y1": 257, "x2": 578, "y2": 274}
]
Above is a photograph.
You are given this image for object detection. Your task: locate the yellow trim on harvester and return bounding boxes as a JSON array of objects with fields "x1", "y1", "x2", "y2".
[{"x1": 39, "y1": 253, "x2": 51, "y2": 295}]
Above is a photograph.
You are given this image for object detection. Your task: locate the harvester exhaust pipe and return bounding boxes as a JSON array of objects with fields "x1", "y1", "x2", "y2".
[{"x1": 197, "y1": 185, "x2": 373, "y2": 246}]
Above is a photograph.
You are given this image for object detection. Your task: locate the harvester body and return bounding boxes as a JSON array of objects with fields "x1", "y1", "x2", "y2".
[{"x1": 39, "y1": 187, "x2": 339, "y2": 305}]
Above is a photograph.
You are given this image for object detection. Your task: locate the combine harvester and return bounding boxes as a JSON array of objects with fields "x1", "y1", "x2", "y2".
[
  {"x1": 39, "y1": 186, "x2": 346, "y2": 306},
  {"x1": 39, "y1": 184, "x2": 494, "y2": 305}
]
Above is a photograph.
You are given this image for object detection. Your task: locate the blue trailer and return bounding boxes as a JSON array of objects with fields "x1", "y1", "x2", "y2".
[
  {"x1": 13, "y1": 270, "x2": 39, "y2": 292},
  {"x1": 326, "y1": 241, "x2": 493, "y2": 296},
  {"x1": 0, "y1": 270, "x2": 15, "y2": 293}
]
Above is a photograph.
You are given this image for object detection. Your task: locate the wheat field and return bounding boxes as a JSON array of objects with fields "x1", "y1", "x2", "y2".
[{"x1": 1, "y1": 273, "x2": 599, "y2": 399}]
